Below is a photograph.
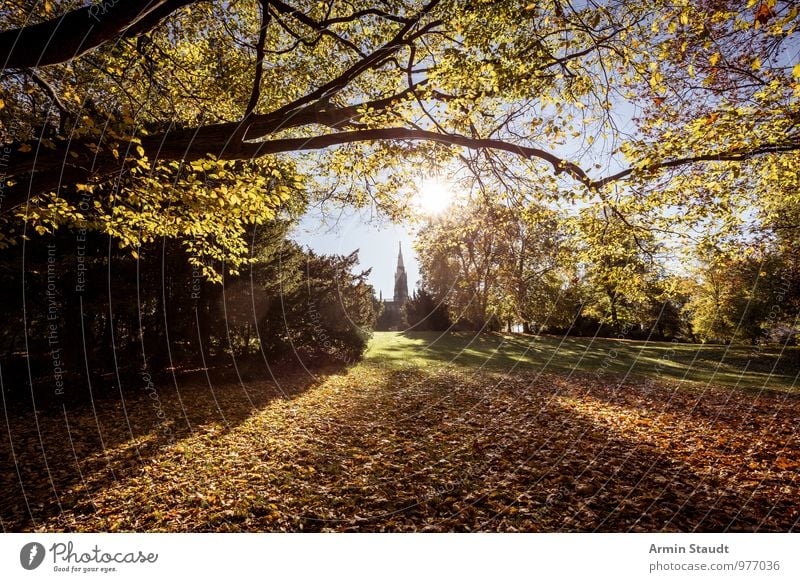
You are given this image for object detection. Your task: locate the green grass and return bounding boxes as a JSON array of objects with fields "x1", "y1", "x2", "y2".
[{"x1": 365, "y1": 331, "x2": 800, "y2": 393}]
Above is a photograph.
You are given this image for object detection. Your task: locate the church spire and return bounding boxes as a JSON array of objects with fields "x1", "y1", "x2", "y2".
[{"x1": 393, "y1": 242, "x2": 408, "y2": 302}]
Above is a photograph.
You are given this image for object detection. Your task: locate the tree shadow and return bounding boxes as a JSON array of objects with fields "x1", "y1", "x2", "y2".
[
  {"x1": 5, "y1": 364, "x2": 796, "y2": 532},
  {"x1": 553, "y1": 368, "x2": 800, "y2": 430},
  {"x1": 0, "y1": 360, "x2": 345, "y2": 531},
  {"x1": 387, "y1": 332, "x2": 800, "y2": 391},
  {"x1": 227, "y1": 367, "x2": 798, "y2": 532}
]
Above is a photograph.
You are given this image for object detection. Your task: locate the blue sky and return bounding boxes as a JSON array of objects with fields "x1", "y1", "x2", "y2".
[{"x1": 292, "y1": 207, "x2": 421, "y2": 299}]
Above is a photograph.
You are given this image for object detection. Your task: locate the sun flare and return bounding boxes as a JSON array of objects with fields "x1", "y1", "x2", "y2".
[{"x1": 413, "y1": 177, "x2": 455, "y2": 215}]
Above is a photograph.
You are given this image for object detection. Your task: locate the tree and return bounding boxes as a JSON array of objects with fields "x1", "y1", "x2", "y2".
[
  {"x1": 685, "y1": 248, "x2": 784, "y2": 344},
  {"x1": 416, "y1": 196, "x2": 564, "y2": 331},
  {"x1": 0, "y1": 214, "x2": 377, "y2": 403},
  {"x1": 417, "y1": 198, "x2": 509, "y2": 330},
  {"x1": 495, "y1": 205, "x2": 564, "y2": 332},
  {"x1": 758, "y1": 187, "x2": 800, "y2": 338},
  {"x1": 575, "y1": 206, "x2": 662, "y2": 331},
  {"x1": 638, "y1": 277, "x2": 691, "y2": 341},
  {"x1": 275, "y1": 250, "x2": 377, "y2": 363},
  {"x1": 405, "y1": 287, "x2": 451, "y2": 331},
  {"x1": 1, "y1": 0, "x2": 798, "y2": 276}
]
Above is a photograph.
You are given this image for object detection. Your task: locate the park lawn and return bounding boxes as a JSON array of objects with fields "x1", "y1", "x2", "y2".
[
  {"x1": 367, "y1": 331, "x2": 800, "y2": 393},
  {"x1": 2, "y1": 332, "x2": 799, "y2": 532}
]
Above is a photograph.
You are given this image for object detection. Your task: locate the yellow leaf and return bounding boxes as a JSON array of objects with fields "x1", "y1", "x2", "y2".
[
  {"x1": 793, "y1": 63, "x2": 800, "y2": 78},
  {"x1": 18, "y1": 143, "x2": 32, "y2": 153},
  {"x1": 709, "y1": 52, "x2": 721, "y2": 66},
  {"x1": 136, "y1": 145, "x2": 145, "y2": 157}
]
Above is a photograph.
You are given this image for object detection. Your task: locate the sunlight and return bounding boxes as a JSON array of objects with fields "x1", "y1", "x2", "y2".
[{"x1": 413, "y1": 176, "x2": 456, "y2": 215}]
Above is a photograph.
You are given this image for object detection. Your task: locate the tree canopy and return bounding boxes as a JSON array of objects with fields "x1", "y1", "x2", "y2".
[{"x1": 1, "y1": 0, "x2": 798, "y2": 275}]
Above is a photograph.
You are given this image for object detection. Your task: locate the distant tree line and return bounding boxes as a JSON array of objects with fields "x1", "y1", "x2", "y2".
[{"x1": 412, "y1": 196, "x2": 800, "y2": 345}]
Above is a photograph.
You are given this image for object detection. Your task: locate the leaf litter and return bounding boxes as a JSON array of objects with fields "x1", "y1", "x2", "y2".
[{"x1": 1, "y1": 364, "x2": 798, "y2": 532}]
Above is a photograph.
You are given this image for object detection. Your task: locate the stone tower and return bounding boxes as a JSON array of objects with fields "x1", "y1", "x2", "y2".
[
  {"x1": 393, "y1": 242, "x2": 408, "y2": 303},
  {"x1": 376, "y1": 242, "x2": 409, "y2": 331}
]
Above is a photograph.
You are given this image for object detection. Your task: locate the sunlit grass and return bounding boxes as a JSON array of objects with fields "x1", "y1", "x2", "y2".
[{"x1": 365, "y1": 332, "x2": 800, "y2": 393}]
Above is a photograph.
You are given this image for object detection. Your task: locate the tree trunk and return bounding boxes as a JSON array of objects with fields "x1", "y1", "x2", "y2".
[
  {"x1": 607, "y1": 289, "x2": 619, "y2": 327},
  {"x1": 243, "y1": 323, "x2": 251, "y2": 357}
]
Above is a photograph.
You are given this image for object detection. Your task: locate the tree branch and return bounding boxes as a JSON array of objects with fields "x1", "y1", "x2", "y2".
[
  {"x1": 268, "y1": 0, "x2": 366, "y2": 57},
  {"x1": 244, "y1": 0, "x2": 271, "y2": 117},
  {"x1": 3, "y1": 122, "x2": 798, "y2": 216},
  {"x1": 320, "y1": 8, "x2": 413, "y2": 26},
  {"x1": 592, "y1": 143, "x2": 800, "y2": 188},
  {"x1": 257, "y1": 0, "x2": 441, "y2": 124},
  {"x1": 0, "y1": 0, "x2": 195, "y2": 70}
]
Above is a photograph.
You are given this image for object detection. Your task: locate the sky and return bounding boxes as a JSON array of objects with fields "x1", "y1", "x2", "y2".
[
  {"x1": 288, "y1": 93, "x2": 643, "y2": 297},
  {"x1": 292, "y1": 206, "x2": 421, "y2": 300}
]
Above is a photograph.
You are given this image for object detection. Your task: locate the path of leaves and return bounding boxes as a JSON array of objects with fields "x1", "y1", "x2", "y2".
[{"x1": 2, "y1": 364, "x2": 798, "y2": 531}]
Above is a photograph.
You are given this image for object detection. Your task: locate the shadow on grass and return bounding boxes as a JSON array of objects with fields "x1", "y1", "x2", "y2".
[{"x1": 377, "y1": 332, "x2": 800, "y2": 393}]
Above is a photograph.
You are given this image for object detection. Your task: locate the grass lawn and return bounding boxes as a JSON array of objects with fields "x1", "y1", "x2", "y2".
[
  {"x1": 367, "y1": 331, "x2": 800, "y2": 393},
  {"x1": 2, "y1": 332, "x2": 799, "y2": 532}
]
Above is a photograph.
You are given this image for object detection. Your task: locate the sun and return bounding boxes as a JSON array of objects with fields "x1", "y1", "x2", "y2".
[{"x1": 413, "y1": 176, "x2": 455, "y2": 215}]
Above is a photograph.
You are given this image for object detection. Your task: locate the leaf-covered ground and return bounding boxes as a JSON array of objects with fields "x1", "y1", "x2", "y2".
[{"x1": 2, "y1": 356, "x2": 799, "y2": 532}]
